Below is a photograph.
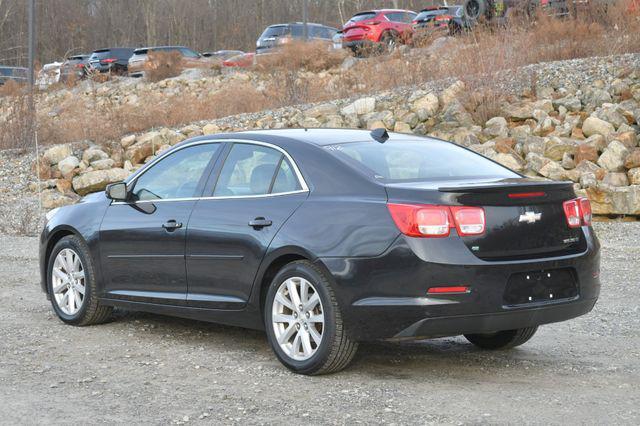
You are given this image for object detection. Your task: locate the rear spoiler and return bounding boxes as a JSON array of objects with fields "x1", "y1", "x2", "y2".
[{"x1": 438, "y1": 180, "x2": 573, "y2": 194}]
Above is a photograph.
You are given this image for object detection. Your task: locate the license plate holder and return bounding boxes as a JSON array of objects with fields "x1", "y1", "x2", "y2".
[{"x1": 504, "y1": 268, "x2": 578, "y2": 306}]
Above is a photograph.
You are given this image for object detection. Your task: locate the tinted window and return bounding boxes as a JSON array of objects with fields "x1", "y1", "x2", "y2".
[
  {"x1": 384, "y1": 12, "x2": 404, "y2": 22},
  {"x1": 348, "y1": 12, "x2": 377, "y2": 23},
  {"x1": 310, "y1": 26, "x2": 336, "y2": 39},
  {"x1": 214, "y1": 144, "x2": 299, "y2": 196},
  {"x1": 416, "y1": 10, "x2": 445, "y2": 21},
  {"x1": 324, "y1": 140, "x2": 519, "y2": 182},
  {"x1": 179, "y1": 48, "x2": 200, "y2": 58},
  {"x1": 261, "y1": 25, "x2": 289, "y2": 38},
  {"x1": 132, "y1": 144, "x2": 219, "y2": 201}
]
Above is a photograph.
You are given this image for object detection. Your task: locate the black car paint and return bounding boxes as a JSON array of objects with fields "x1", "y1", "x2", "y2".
[
  {"x1": 88, "y1": 48, "x2": 135, "y2": 73},
  {"x1": 40, "y1": 129, "x2": 600, "y2": 340}
]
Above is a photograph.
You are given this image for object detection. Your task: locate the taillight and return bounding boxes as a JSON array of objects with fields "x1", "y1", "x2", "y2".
[
  {"x1": 579, "y1": 197, "x2": 592, "y2": 226},
  {"x1": 451, "y1": 206, "x2": 485, "y2": 236},
  {"x1": 75, "y1": 63, "x2": 85, "y2": 69},
  {"x1": 101, "y1": 58, "x2": 117, "y2": 63},
  {"x1": 563, "y1": 197, "x2": 592, "y2": 228},
  {"x1": 387, "y1": 204, "x2": 485, "y2": 238}
]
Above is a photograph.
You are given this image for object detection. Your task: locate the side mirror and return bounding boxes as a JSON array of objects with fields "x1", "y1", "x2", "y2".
[{"x1": 106, "y1": 182, "x2": 128, "y2": 201}]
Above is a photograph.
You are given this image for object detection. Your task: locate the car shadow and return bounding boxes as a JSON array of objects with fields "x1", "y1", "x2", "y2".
[{"x1": 109, "y1": 309, "x2": 551, "y2": 378}]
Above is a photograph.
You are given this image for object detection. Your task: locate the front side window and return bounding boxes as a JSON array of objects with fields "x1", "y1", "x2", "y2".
[
  {"x1": 214, "y1": 144, "x2": 301, "y2": 196},
  {"x1": 179, "y1": 48, "x2": 200, "y2": 58},
  {"x1": 324, "y1": 140, "x2": 519, "y2": 182},
  {"x1": 131, "y1": 143, "x2": 219, "y2": 201}
]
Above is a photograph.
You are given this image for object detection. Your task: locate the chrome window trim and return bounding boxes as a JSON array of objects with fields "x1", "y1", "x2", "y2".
[{"x1": 116, "y1": 138, "x2": 309, "y2": 205}]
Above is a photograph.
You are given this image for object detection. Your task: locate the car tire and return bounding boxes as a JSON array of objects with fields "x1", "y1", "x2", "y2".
[
  {"x1": 264, "y1": 260, "x2": 358, "y2": 375},
  {"x1": 464, "y1": 327, "x2": 538, "y2": 350},
  {"x1": 47, "y1": 235, "x2": 112, "y2": 326},
  {"x1": 380, "y1": 32, "x2": 397, "y2": 53}
]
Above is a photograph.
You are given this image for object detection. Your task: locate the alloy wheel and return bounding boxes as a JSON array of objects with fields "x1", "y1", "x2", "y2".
[
  {"x1": 272, "y1": 277, "x2": 325, "y2": 361},
  {"x1": 51, "y1": 248, "x2": 86, "y2": 316}
]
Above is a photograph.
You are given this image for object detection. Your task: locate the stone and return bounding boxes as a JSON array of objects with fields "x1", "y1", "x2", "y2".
[
  {"x1": 440, "y1": 80, "x2": 465, "y2": 107},
  {"x1": 585, "y1": 185, "x2": 640, "y2": 215},
  {"x1": 341, "y1": 97, "x2": 376, "y2": 115},
  {"x1": 364, "y1": 110, "x2": 395, "y2": 129},
  {"x1": 510, "y1": 124, "x2": 532, "y2": 140},
  {"x1": 91, "y1": 159, "x2": 115, "y2": 170},
  {"x1": 412, "y1": 93, "x2": 439, "y2": 121},
  {"x1": 202, "y1": 123, "x2": 220, "y2": 135},
  {"x1": 72, "y1": 168, "x2": 130, "y2": 196},
  {"x1": 615, "y1": 131, "x2": 638, "y2": 150},
  {"x1": 300, "y1": 117, "x2": 321, "y2": 128},
  {"x1": 368, "y1": 120, "x2": 386, "y2": 130},
  {"x1": 120, "y1": 134, "x2": 137, "y2": 148},
  {"x1": 602, "y1": 172, "x2": 629, "y2": 187},
  {"x1": 441, "y1": 100, "x2": 474, "y2": 127},
  {"x1": 57, "y1": 156, "x2": 80, "y2": 176},
  {"x1": 43, "y1": 144, "x2": 73, "y2": 165},
  {"x1": 584, "y1": 134, "x2": 607, "y2": 152},
  {"x1": 393, "y1": 121, "x2": 412, "y2": 133},
  {"x1": 582, "y1": 88, "x2": 612, "y2": 107},
  {"x1": 125, "y1": 131, "x2": 164, "y2": 164},
  {"x1": 508, "y1": 99, "x2": 554, "y2": 120},
  {"x1": 579, "y1": 172, "x2": 598, "y2": 188},
  {"x1": 525, "y1": 152, "x2": 550, "y2": 173},
  {"x1": 305, "y1": 103, "x2": 338, "y2": 119},
  {"x1": 495, "y1": 137, "x2": 516, "y2": 154},
  {"x1": 562, "y1": 152, "x2": 575, "y2": 169},
  {"x1": 624, "y1": 149, "x2": 640, "y2": 169},
  {"x1": 574, "y1": 144, "x2": 599, "y2": 165},
  {"x1": 538, "y1": 160, "x2": 567, "y2": 180},
  {"x1": 552, "y1": 96, "x2": 581, "y2": 112},
  {"x1": 576, "y1": 160, "x2": 605, "y2": 180},
  {"x1": 82, "y1": 148, "x2": 109, "y2": 164},
  {"x1": 522, "y1": 135, "x2": 546, "y2": 155},
  {"x1": 484, "y1": 117, "x2": 509, "y2": 138},
  {"x1": 41, "y1": 189, "x2": 78, "y2": 209},
  {"x1": 582, "y1": 116, "x2": 615, "y2": 137},
  {"x1": 452, "y1": 129, "x2": 480, "y2": 147},
  {"x1": 628, "y1": 168, "x2": 640, "y2": 185},
  {"x1": 494, "y1": 153, "x2": 525, "y2": 172},
  {"x1": 544, "y1": 137, "x2": 577, "y2": 161},
  {"x1": 597, "y1": 140, "x2": 630, "y2": 172},
  {"x1": 55, "y1": 179, "x2": 73, "y2": 194}
]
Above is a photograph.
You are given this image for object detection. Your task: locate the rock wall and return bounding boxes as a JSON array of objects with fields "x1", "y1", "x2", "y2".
[{"x1": 33, "y1": 62, "x2": 640, "y2": 215}]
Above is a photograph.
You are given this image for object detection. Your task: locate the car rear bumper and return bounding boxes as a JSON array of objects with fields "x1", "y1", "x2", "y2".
[
  {"x1": 342, "y1": 39, "x2": 376, "y2": 51},
  {"x1": 320, "y1": 227, "x2": 600, "y2": 341}
]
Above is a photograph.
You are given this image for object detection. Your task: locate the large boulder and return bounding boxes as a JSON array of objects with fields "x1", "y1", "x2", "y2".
[
  {"x1": 125, "y1": 131, "x2": 164, "y2": 164},
  {"x1": 82, "y1": 148, "x2": 109, "y2": 164},
  {"x1": 574, "y1": 144, "x2": 599, "y2": 165},
  {"x1": 597, "y1": 140, "x2": 630, "y2": 172},
  {"x1": 411, "y1": 93, "x2": 439, "y2": 120},
  {"x1": 341, "y1": 97, "x2": 376, "y2": 115},
  {"x1": 484, "y1": 116, "x2": 509, "y2": 138},
  {"x1": 305, "y1": 103, "x2": 339, "y2": 119},
  {"x1": 440, "y1": 80, "x2": 465, "y2": 107},
  {"x1": 552, "y1": 96, "x2": 581, "y2": 112},
  {"x1": 582, "y1": 116, "x2": 615, "y2": 137},
  {"x1": 72, "y1": 168, "x2": 130, "y2": 196},
  {"x1": 494, "y1": 152, "x2": 525, "y2": 172},
  {"x1": 628, "y1": 168, "x2": 640, "y2": 185},
  {"x1": 624, "y1": 149, "x2": 640, "y2": 169},
  {"x1": 57, "y1": 156, "x2": 80, "y2": 176},
  {"x1": 43, "y1": 144, "x2": 73, "y2": 166},
  {"x1": 586, "y1": 185, "x2": 640, "y2": 215},
  {"x1": 602, "y1": 172, "x2": 629, "y2": 187},
  {"x1": 544, "y1": 137, "x2": 577, "y2": 161}
]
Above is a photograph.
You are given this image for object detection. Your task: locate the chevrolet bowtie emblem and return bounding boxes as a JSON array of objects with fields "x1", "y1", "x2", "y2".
[{"x1": 519, "y1": 211, "x2": 542, "y2": 224}]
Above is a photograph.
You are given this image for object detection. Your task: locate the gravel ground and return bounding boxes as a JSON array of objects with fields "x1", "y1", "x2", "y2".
[{"x1": 0, "y1": 222, "x2": 638, "y2": 425}]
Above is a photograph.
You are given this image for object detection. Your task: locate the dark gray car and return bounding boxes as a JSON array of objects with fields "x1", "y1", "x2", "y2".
[{"x1": 0, "y1": 66, "x2": 28, "y2": 86}]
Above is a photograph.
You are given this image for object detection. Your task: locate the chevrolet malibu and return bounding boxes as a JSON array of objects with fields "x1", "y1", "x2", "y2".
[{"x1": 39, "y1": 129, "x2": 600, "y2": 375}]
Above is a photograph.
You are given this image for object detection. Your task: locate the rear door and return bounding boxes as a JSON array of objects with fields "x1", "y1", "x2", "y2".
[{"x1": 185, "y1": 142, "x2": 308, "y2": 309}]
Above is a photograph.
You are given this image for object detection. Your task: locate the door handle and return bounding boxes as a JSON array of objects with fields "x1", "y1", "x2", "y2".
[
  {"x1": 162, "y1": 220, "x2": 183, "y2": 231},
  {"x1": 248, "y1": 217, "x2": 272, "y2": 229}
]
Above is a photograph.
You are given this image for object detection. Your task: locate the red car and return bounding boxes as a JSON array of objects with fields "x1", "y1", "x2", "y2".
[
  {"x1": 342, "y1": 9, "x2": 417, "y2": 54},
  {"x1": 222, "y1": 52, "x2": 255, "y2": 68}
]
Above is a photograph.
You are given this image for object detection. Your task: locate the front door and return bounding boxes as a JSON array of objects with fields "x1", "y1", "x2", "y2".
[
  {"x1": 186, "y1": 142, "x2": 308, "y2": 309},
  {"x1": 99, "y1": 142, "x2": 221, "y2": 304}
]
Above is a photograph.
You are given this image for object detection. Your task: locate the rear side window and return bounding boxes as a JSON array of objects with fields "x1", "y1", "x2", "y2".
[
  {"x1": 324, "y1": 140, "x2": 519, "y2": 182},
  {"x1": 214, "y1": 144, "x2": 301, "y2": 196},
  {"x1": 261, "y1": 25, "x2": 289, "y2": 38}
]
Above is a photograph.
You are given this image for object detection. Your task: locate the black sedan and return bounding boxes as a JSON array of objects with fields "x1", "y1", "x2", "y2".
[{"x1": 39, "y1": 129, "x2": 600, "y2": 375}]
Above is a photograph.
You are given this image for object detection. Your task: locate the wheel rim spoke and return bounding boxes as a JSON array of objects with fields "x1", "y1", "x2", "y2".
[
  {"x1": 51, "y1": 249, "x2": 85, "y2": 316},
  {"x1": 272, "y1": 276, "x2": 324, "y2": 361}
]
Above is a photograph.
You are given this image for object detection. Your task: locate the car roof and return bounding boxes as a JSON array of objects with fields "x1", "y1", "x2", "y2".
[{"x1": 182, "y1": 128, "x2": 426, "y2": 147}]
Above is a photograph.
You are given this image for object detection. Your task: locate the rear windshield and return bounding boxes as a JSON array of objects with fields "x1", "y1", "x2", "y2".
[
  {"x1": 416, "y1": 9, "x2": 447, "y2": 21},
  {"x1": 348, "y1": 12, "x2": 377, "y2": 23},
  {"x1": 324, "y1": 140, "x2": 519, "y2": 182},
  {"x1": 261, "y1": 25, "x2": 289, "y2": 38}
]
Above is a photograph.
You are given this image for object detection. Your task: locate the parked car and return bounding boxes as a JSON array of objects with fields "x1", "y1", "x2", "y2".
[
  {"x1": 256, "y1": 23, "x2": 338, "y2": 54},
  {"x1": 59, "y1": 54, "x2": 90, "y2": 82},
  {"x1": 222, "y1": 51, "x2": 255, "y2": 68},
  {"x1": 342, "y1": 9, "x2": 417, "y2": 54},
  {"x1": 40, "y1": 128, "x2": 600, "y2": 375},
  {"x1": 0, "y1": 66, "x2": 28, "y2": 86},
  {"x1": 202, "y1": 50, "x2": 245, "y2": 62},
  {"x1": 87, "y1": 48, "x2": 135, "y2": 75},
  {"x1": 128, "y1": 46, "x2": 209, "y2": 77},
  {"x1": 37, "y1": 61, "x2": 62, "y2": 89},
  {"x1": 413, "y1": 5, "x2": 470, "y2": 36}
]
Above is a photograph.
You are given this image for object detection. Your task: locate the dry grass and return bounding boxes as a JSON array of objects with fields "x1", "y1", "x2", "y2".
[{"x1": 145, "y1": 50, "x2": 184, "y2": 82}]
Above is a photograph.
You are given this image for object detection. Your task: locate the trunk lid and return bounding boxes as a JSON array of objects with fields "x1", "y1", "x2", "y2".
[{"x1": 386, "y1": 177, "x2": 587, "y2": 261}]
